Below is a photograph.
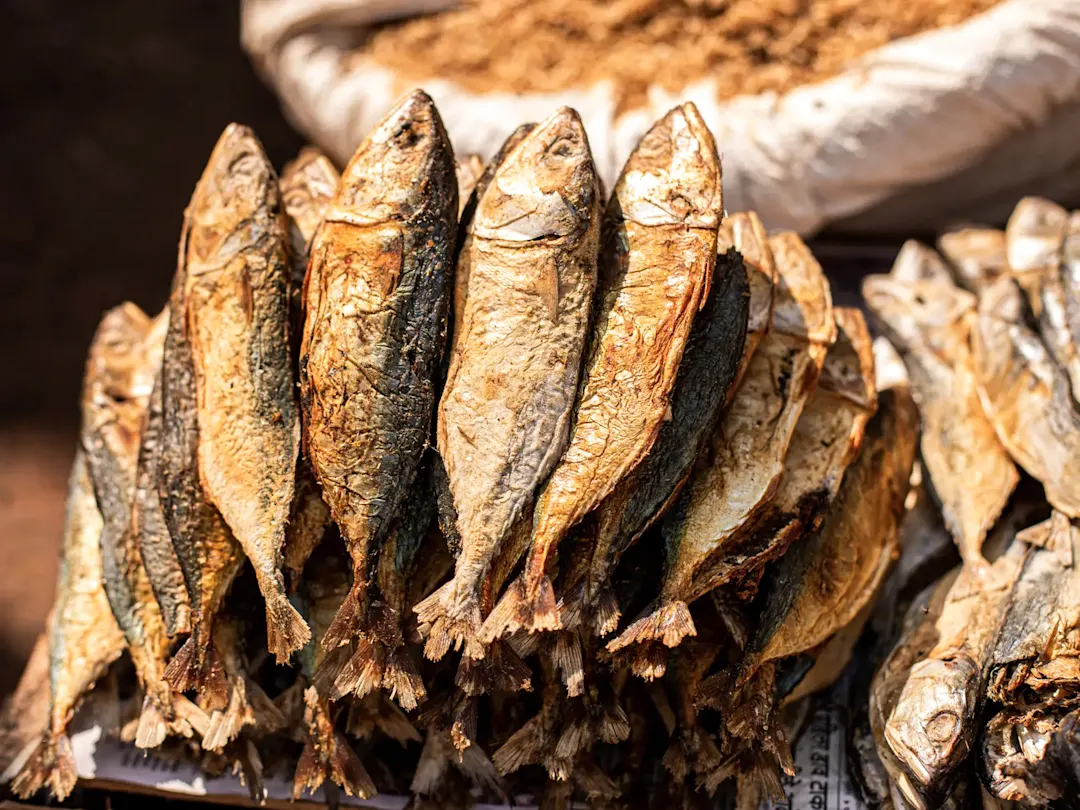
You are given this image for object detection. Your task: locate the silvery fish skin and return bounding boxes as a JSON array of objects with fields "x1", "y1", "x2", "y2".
[
  {"x1": 183, "y1": 123, "x2": 305, "y2": 663},
  {"x1": 606, "y1": 231, "x2": 836, "y2": 676},
  {"x1": 988, "y1": 511, "x2": 1080, "y2": 703},
  {"x1": 301, "y1": 91, "x2": 458, "y2": 660},
  {"x1": 863, "y1": 272, "x2": 1017, "y2": 566},
  {"x1": 883, "y1": 543, "x2": 1027, "y2": 810},
  {"x1": 972, "y1": 278, "x2": 1080, "y2": 517},
  {"x1": 420, "y1": 107, "x2": 600, "y2": 659},
  {"x1": 160, "y1": 186, "x2": 245, "y2": 706},
  {"x1": 1004, "y1": 196, "x2": 1069, "y2": 317},
  {"x1": 490, "y1": 102, "x2": 724, "y2": 641},
  {"x1": 133, "y1": 336, "x2": 191, "y2": 638},
  {"x1": 937, "y1": 228, "x2": 1007, "y2": 293},
  {"x1": 571, "y1": 241, "x2": 749, "y2": 638},
  {"x1": 82, "y1": 304, "x2": 205, "y2": 749},
  {"x1": 11, "y1": 452, "x2": 126, "y2": 801}
]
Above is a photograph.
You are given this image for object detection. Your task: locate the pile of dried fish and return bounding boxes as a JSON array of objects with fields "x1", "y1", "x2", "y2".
[
  {"x1": 847, "y1": 198, "x2": 1080, "y2": 809},
  {"x1": 4, "y1": 90, "x2": 922, "y2": 809}
]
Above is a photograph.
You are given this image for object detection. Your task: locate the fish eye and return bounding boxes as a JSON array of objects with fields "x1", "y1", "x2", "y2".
[{"x1": 925, "y1": 710, "x2": 960, "y2": 744}]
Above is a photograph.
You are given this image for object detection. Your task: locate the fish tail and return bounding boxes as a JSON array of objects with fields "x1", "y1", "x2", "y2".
[
  {"x1": 599, "y1": 700, "x2": 630, "y2": 744},
  {"x1": 265, "y1": 588, "x2": 312, "y2": 664},
  {"x1": 630, "y1": 642, "x2": 670, "y2": 681},
  {"x1": 592, "y1": 584, "x2": 621, "y2": 637},
  {"x1": 455, "y1": 640, "x2": 532, "y2": 696},
  {"x1": 172, "y1": 693, "x2": 212, "y2": 739},
  {"x1": 163, "y1": 626, "x2": 228, "y2": 709},
  {"x1": 605, "y1": 600, "x2": 696, "y2": 652},
  {"x1": 551, "y1": 630, "x2": 585, "y2": 697},
  {"x1": 450, "y1": 696, "x2": 479, "y2": 752},
  {"x1": 492, "y1": 713, "x2": 548, "y2": 775},
  {"x1": 478, "y1": 575, "x2": 561, "y2": 644},
  {"x1": 51, "y1": 734, "x2": 78, "y2": 801},
  {"x1": 312, "y1": 643, "x2": 353, "y2": 699},
  {"x1": 134, "y1": 695, "x2": 169, "y2": 749},
  {"x1": 328, "y1": 730, "x2": 377, "y2": 798},
  {"x1": 202, "y1": 671, "x2": 285, "y2": 753},
  {"x1": 413, "y1": 579, "x2": 483, "y2": 661},
  {"x1": 11, "y1": 736, "x2": 56, "y2": 800},
  {"x1": 320, "y1": 579, "x2": 365, "y2": 652},
  {"x1": 329, "y1": 634, "x2": 386, "y2": 700},
  {"x1": 292, "y1": 739, "x2": 324, "y2": 800},
  {"x1": 383, "y1": 646, "x2": 426, "y2": 711}
]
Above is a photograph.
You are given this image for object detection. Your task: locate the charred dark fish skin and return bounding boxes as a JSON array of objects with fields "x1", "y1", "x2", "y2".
[
  {"x1": 576, "y1": 248, "x2": 749, "y2": 637},
  {"x1": 421, "y1": 108, "x2": 600, "y2": 659},
  {"x1": 11, "y1": 451, "x2": 126, "y2": 801},
  {"x1": 498, "y1": 102, "x2": 723, "y2": 640},
  {"x1": 301, "y1": 91, "x2": 458, "y2": 658}
]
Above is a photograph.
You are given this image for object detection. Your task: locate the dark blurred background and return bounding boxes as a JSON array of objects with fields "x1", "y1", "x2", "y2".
[{"x1": 0, "y1": 0, "x2": 303, "y2": 696}]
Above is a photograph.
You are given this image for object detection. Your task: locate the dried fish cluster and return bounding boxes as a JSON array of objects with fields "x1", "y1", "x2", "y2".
[
  {"x1": 849, "y1": 198, "x2": 1080, "y2": 809},
  {"x1": 9, "y1": 91, "x2": 918, "y2": 809}
]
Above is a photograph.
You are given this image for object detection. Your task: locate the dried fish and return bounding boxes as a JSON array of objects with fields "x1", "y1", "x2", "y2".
[
  {"x1": 971, "y1": 278, "x2": 1080, "y2": 517},
  {"x1": 455, "y1": 153, "x2": 485, "y2": 216},
  {"x1": 982, "y1": 704, "x2": 1077, "y2": 807},
  {"x1": 488, "y1": 102, "x2": 723, "y2": 640},
  {"x1": 891, "y1": 240, "x2": 954, "y2": 286},
  {"x1": 606, "y1": 230, "x2": 835, "y2": 674},
  {"x1": 11, "y1": 452, "x2": 126, "y2": 801},
  {"x1": 863, "y1": 272, "x2": 1017, "y2": 566},
  {"x1": 82, "y1": 305, "x2": 206, "y2": 749},
  {"x1": 419, "y1": 107, "x2": 600, "y2": 657},
  {"x1": 937, "y1": 228, "x2": 1007, "y2": 293},
  {"x1": 1004, "y1": 196, "x2": 1068, "y2": 316},
  {"x1": 571, "y1": 245, "x2": 749, "y2": 637},
  {"x1": 280, "y1": 146, "x2": 340, "y2": 286},
  {"x1": 181, "y1": 124, "x2": 305, "y2": 663},
  {"x1": 301, "y1": 90, "x2": 457, "y2": 663}
]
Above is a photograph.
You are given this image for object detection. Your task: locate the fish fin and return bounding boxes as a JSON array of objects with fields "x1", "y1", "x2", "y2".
[
  {"x1": 478, "y1": 576, "x2": 560, "y2": 644},
  {"x1": 573, "y1": 758, "x2": 620, "y2": 800},
  {"x1": 331, "y1": 634, "x2": 385, "y2": 699},
  {"x1": 237, "y1": 738, "x2": 266, "y2": 806},
  {"x1": 11, "y1": 739, "x2": 50, "y2": 799},
  {"x1": 383, "y1": 646, "x2": 426, "y2": 711},
  {"x1": 248, "y1": 679, "x2": 288, "y2": 734},
  {"x1": 694, "y1": 671, "x2": 730, "y2": 711},
  {"x1": 321, "y1": 581, "x2": 364, "y2": 652},
  {"x1": 631, "y1": 642, "x2": 669, "y2": 681},
  {"x1": 551, "y1": 631, "x2": 585, "y2": 697},
  {"x1": 134, "y1": 696, "x2": 169, "y2": 749},
  {"x1": 292, "y1": 740, "x2": 324, "y2": 800},
  {"x1": 554, "y1": 715, "x2": 589, "y2": 761},
  {"x1": 51, "y1": 734, "x2": 78, "y2": 801},
  {"x1": 414, "y1": 580, "x2": 483, "y2": 661},
  {"x1": 265, "y1": 591, "x2": 311, "y2": 664},
  {"x1": 492, "y1": 714, "x2": 548, "y2": 775},
  {"x1": 605, "y1": 600, "x2": 696, "y2": 652},
  {"x1": 450, "y1": 697, "x2": 478, "y2": 753},
  {"x1": 163, "y1": 631, "x2": 229, "y2": 710},
  {"x1": 202, "y1": 677, "x2": 256, "y2": 752},
  {"x1": 455, "y1": 641, "x2": 533, "y2": 696},
  {"x1": 313, "y1": 643, "x2": 353, "y2": 700},
  {"x1": 599, "y1": 701, "x2": 630, "y2": 744},
  {"x1": 162, "y1": 634, "x2": 200, "y2": 692},
  {"x1": 372, "y1": 694, "x2": 423, "y2": 744},
  {"x1": 173, "y1": 694, "x2": 211, "y2": 739},
  {"x1": 592, "y1": 584, "x2": 621, "y2": 637},
  {"x1": 329, "y1": 730, "x2": 377, "y2": 799}
]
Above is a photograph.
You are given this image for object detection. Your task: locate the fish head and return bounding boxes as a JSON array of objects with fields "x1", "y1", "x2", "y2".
[
  {"x1": 884, "y1": 656, "x2": 979, "y2": 806},
  {"x1": 612, "y1": 102, "x2": 721, "y2": 229},
  {"x1": 86, "y1": 303, "x2": 153, "y2": 410},
  {"x1": 473, "y1": 107, "x2": 598, "y2": 242},
  {"x1": 768, "y1": 231, "x2": 836, "y2": 345},
  {"x1": 720, "y1": 211, "x2": 775, "y2": 337},
  {"x1": 862, "y1": 275, "x2": 975, "y2": 356},
  {"x1": 1005, "y1": 196, "x2": 1068, "y2": 274},
  {"x1": 188, "y1": 124, "x2": 277, "y2": 266},
  {"x1": 280, "y1": 148, "x2": 340, "y2": 244},
  {"x1": 937, "y1": 228, "x2": 1007, "y2": 292},
  {"x1": 334, "y1": 90, "x2": 454, "y2": 227},
  {"x1": 890, "y1": 241, "x2": 953, "y2": 286},
  {"x1": 820, "y1": 308, "x2": 877, "y2": 410}
]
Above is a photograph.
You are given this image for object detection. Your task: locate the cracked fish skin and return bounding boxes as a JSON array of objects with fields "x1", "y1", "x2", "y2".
[
  {"x1": 605, "y1": 231, "x2": 835, "y2": 671},
  {"x1": 11, "y1": 450, "x2": 126, "y2": 801},
  {"x1": 568, "y1": 247, "x2": 748, "y2": 638},
  {"x1": 82, "y1": 304, "x2": 205, "y2": 749},
  {"x1": 160, "y1": 198, "x2": 245, "y2": 705},
  {"x1": 972, "y1": 277, "x2": 1080, "y2": 518},
  {"x1": 495, "y1": 102, "x2": 724, "y2": 640},
  {"x1": 420, "y1": 107, "x2": 601, "y2": 658},
  {"x1": 134, "y1": 335, "x2": 191, "y2": 638},
  {"x1": 743, "y1": 382, "x2": 918, "y2": 687},
  {"x1": 864, "y1": 272, "x2": 1017, "y2": 567},
  {"x1": 937, "y1": 228, "x2": 1007, "y2": 293},
  {"x1": 300, "y1": 90, "x2": 458, "y2": 655},
  {"x1": 183, "y1": 123, "x2": 305, "y2": 663}
]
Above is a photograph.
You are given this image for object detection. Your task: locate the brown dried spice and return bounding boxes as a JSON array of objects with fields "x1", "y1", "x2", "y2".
[{"x1": 364, "y1": 0, "x2": 1002, "y2": 113}]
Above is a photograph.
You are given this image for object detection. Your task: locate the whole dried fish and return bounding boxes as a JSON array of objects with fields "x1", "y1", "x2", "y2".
[
  {"x1": 82, "y1": 305, "x2": 205, "y2": 749},
  {"x1": 182, "y1": 123, "x2": 305, "y2": 663},
  {"x1": 937, "y1": 228, "x2": 1007, "y2": 293},
  {"x1": 863, "y1": 272, "x2": 1017, "y2": 566},
  {"x1": 301, "y1": 90, "x2": 458, "y2": 660},
  {"x1": 571, "y1": 245, "x2": 749, "y2": 637},
  {"x1": 606, "y1": 231, "x2": 835, "y2": 673},
  {"x1": 971, "y1": 278, "x2": 1080, "y2": 517},
  {"x1": 419, "y1": 107, "x2": 600, "y2": 657},
  {"x1": 11, "y1": 452, "x2": 126, "y2": 801},
  {"x1": 455, "y1": 154, "x2": 485, "y2": 216},
  {"x1": 489, "y1": 102, "x2": 723, "y2": 640}
]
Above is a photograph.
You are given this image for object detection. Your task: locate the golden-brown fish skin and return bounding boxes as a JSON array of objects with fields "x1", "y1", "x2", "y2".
[
  {"x1": 419, "y1": 107, "x2": 601, "y2": 658},
  {"x1": 863, "y1": 272, "x2": 1017, "y2": 566},
  {"x1": 937, "y1": 227, "x2": 1007, "y2": 293},
  {"x1": 890, "y1": 240, "x2": 954, "y2": 286},
  {"x1": 972, "y1": 278, "x2": 1080, "y2": 518},
  {"x1": 489, "y1": 101, "x2": 724, "y2": 640},
  {"x1": 12, "y1": 451, "x2": 126, "y2": 801},
  {"x1": 606, "y1": 231, "x2": 835, "y2": 673},
  {"x1": 302, "y1": 91, "x2": 458, "y2": 657},
  {"x1": 160, "y1": 202, "x2": 245, "y2": 705},
  {"x1": 183, "y1": 123, "x2": 305, "y2": 663},
  {"x1": 1005, "y1": 196, "x2": 1069, "y2": 315}
]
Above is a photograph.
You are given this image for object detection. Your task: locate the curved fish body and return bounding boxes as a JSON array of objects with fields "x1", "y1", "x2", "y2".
[
  {"x1": 605, "y1": 231, "x2": 835, "y2": 673},
  {"x1": 182, "y1": 124, "x2": 305, "y2": 663},
  {"x1": 575, "y1": 248, "x2": 748, "y2": 637},
  {"x1": 864, "y1": 271, "x2": 1017, "y2": 566},
  {"x1": 937, "y1": 228, "x2": 1007, "y2": 293},
  {"x1": 972, "y1": 278, "x2": 1080, "y2": 517},
  {"x1": 495, "y1": 102, "x2": 723, "y2": 639},
  {"x1": 83, "y1": 305, "x2": 205, "y2": 749},
  {"x1": 301, "y1": 91, "x2": 458, "y2": 655},
  {"x1": 11, "y1": 451, "x2": 126, "y2": 801},
  {"x1": 420, "y1": 107, "x2": 601, "y2": 658}
]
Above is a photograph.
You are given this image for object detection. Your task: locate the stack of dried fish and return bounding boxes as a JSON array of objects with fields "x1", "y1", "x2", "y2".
[
  {"x1": 4, "y1": 90, "x2": 926, "y2": 809},
  {"x1": 846, "y1": 198, "x2": 1080, "y2": 810}
]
